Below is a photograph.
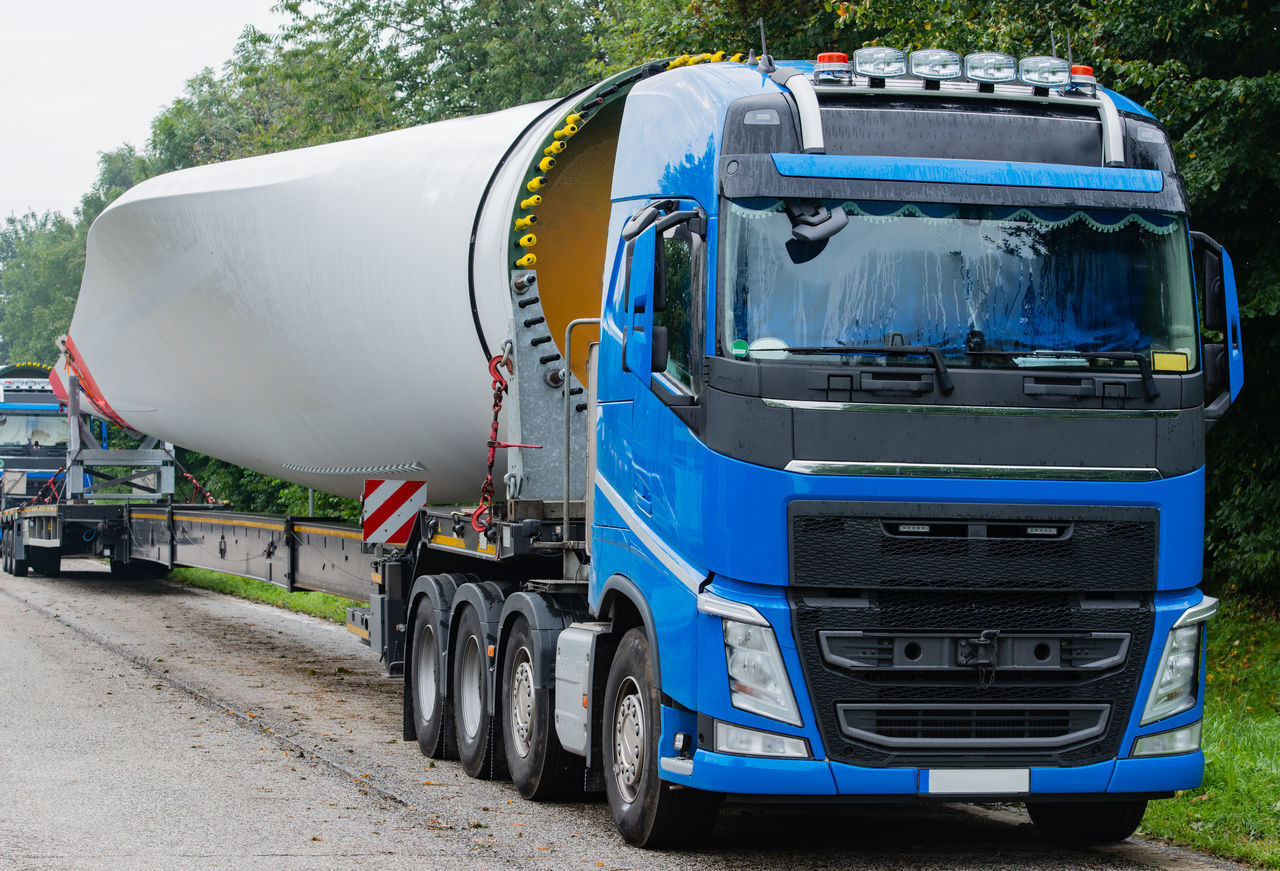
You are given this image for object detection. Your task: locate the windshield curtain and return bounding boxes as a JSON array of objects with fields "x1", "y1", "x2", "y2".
[
  {"x1": 0, "y1": 413, "x2": 70, "y2": 448},
  {"x1": 721, "y1": 198, "x2": 1198, "y2": 368}
]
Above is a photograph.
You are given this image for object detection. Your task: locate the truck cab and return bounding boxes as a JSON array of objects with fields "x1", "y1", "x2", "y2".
[
  {"x1": 577, "y1": 50, "x2": 1242, "y2": 845},
  {"x1": 0, "y1": 363, "x2": 71, "y2": 508}
]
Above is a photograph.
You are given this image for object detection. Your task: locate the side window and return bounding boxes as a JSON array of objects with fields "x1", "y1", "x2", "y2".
[{"x1": 656, "y1": 228, "x2": 702, "y2": 391}]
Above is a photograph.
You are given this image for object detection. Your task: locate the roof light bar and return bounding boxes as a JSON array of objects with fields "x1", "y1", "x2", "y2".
[
  {"x1": 964, "y1": 52, "x2": 1018, "y2": 84},
  {"x1": 1019, "y1": 55, "x2": 1071, "y2": 88},
  {"x1": 853, "y1": 47, "x2": 907, "y2": 80},
  {"x1": 909, "y1": 49, "x2": 962, "y2": 81}
]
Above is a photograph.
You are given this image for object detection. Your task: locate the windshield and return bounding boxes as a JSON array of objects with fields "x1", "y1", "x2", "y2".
[
  {"x1": 0, "y1": 413, "x2": 70, "y2": 448},
  {"x1": 721, "y1": 199, "x2": 1198, "y2": 369}
]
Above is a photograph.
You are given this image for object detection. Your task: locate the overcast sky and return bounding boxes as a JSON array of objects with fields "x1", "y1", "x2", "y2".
[{"x1": 1, "y1": 0, "x2": 282, "y2": 222}]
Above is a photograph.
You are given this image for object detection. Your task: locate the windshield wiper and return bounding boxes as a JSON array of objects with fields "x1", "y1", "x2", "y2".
[
  {"x1": 786, "y1": 345, "x2": 955, "y2": 395},
  {"x1": 968, "y1": 349, "x2": 1158, "y2": 400}
]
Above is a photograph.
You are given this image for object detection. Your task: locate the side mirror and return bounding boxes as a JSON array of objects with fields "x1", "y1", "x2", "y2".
[
  {"x1": 1190, "y1": 231, "x2": 1244, "y2": 422},
  {"x1": 651, "y1": 326, "x2": 669, "y2": 374}
]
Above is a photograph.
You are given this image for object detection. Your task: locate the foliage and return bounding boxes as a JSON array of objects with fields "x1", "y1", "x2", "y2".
[
  {"x1": 169, "y1": 566, "x2": 364, "y2": 623},
  {"x1": 0, "y1": 211, "x2": 80, "y2": 364},
  {"x1": 149, "y1": 26, "x2": 395, "y2": 172},
  {"x1": 1139, "y1": 594, "x2": 1280, "y2": 867}
]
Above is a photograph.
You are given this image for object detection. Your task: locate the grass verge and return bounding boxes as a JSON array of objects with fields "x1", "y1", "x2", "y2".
[
  {"x1": 1139, "y1": 592, "x2": 1280, "y2": 867},
  {"x1": 168, "y1": 566, "x2": 364, "y2": 624}
]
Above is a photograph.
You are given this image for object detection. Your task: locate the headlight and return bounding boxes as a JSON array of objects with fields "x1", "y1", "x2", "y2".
[
  {"x1": 1140, "y1": 624, "x2": 1201, "y2": 725},
  {"x1": 723, "y1": 618, "x2": 802, "y2": 726}
]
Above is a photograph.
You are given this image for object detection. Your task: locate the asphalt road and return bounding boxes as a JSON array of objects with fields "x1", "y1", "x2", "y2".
[{"x1": 0, "y1": 562, "x2": 1247, "y2": 871}]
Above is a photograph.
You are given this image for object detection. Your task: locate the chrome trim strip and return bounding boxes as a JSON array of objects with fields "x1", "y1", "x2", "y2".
[
  {"x1": 784, "y1": 459, "x2": 1161, "y2": 481},
  {"x1": 762, "y1": 398, "x2": 1178, "y2": 419},
  {"x1": 658, "y1": 756, "x2": 694, "y2": 776},
  {"x1": 595, "y1": 474, "x2": 704, "y2": 593},
  {"x1": 697, "y1": 591, "x2": 768, "y2": 626},
  {"x1": 1173, "y1": 595, "x2": 1219, "y2": 628}
]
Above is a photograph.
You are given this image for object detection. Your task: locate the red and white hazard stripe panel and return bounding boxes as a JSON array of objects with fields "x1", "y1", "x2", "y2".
[{"x1": 362, "y1": 480, "x2": 428, "y2": 545}]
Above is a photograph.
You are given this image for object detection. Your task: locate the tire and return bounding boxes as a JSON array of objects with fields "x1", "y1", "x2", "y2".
[
  {"x1": 452, "y1": 605, "x2": 506, "y2": 779},
  {"x1": 1027, "y1": 799, "x2": 1148, "y2": 843},
  {"x1": 410, "y1": 602, "x2": 457, "y2": 760},
  {"x1": 603, "y1": 627, "x2": 721, "y2": 848},
  {"x1": 502, "y1": 617, "x2": 584, "y2": 800}
]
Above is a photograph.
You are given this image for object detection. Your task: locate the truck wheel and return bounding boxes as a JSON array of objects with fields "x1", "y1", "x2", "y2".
[
  {"x1": 603, "y1": 627, "x2": 721, "y2": 848},
  {"x1": 410, "y1": 602, "x2": 457, "y2": 759},
  {"x1": 502, "y1": 617, "x2": 583, "y2": 800},
  {"x1": 1027, "y1": 799, "x2": 1148, "y2": 843},
  {"x1": 452, "y1": 605, "x2": 505, "y2": 779}
]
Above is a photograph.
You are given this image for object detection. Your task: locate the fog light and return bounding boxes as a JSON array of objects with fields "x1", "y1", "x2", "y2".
[
  {"x1": 714, "y1": 721, "x2": 810, "y2": 758},
  {"x1": 1133, "y1": 720, "x2": 1202, "y2": 757}
]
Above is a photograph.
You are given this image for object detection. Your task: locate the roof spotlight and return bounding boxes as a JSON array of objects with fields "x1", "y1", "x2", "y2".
[
  {"x1": 909, "y1": 49, "x2": 963, "y2": 82},
  {"x1": 1019, "y1": 55, "x2": 1071, "y2": 89},
  {"x1": 964, "y1": 52, "x2": 1018, "y2": 84},
  {"x1": 853, "y1": 47, "x2": 907, "y2": 84}
]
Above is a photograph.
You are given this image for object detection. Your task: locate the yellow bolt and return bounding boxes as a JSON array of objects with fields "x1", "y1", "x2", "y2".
[
  {"x1": 538, "y1": 155, "x2": 556, "y2": 172},
  {"x1": 544, "y1": 141, "x2": 566, "y2": 156},
  {"x1": 553, "y1": 124, "x2": 577, "y2": 140},
  {"x1": 667, "y1": 54, "x2": 691, "y2": 69},
  {"x1": 517, "y1": 233, "x2": 537, "y2": 248},
  {"x1": 520, "y1": 194, "x2": 542, "y2": 210},
  {"x1": 564, "y1": 113, "x2": 582, "y2": 126},
  {"x1": 730, "y1": 52, "x2": 744, "y2": 63},
  {"x1": 710, "y1": 50, "x2": 726, "y2": 62},
  {"x1": 526, "y1": 176, "x2": 546, "y2": 192},
  {"x1": 514, "y1": 214, "x2": 537, "y2": 232},
  {"x1": 515, "y1": 253, "x2": 537, "y2": 268}
]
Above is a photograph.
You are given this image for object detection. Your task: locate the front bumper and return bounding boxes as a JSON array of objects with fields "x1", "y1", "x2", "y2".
[{"x1": 660, "y1": 740, "x2": 1203, "y2": 798}]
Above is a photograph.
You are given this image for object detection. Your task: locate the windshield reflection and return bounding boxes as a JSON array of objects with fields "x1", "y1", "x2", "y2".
[{"x1": 721, "y1": 199, "x2": 1199, "y2": 370}]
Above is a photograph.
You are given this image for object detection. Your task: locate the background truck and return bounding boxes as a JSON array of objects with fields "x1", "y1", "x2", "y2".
[
  {"x1": 0, "y1": 362, "x2": 83, "y2": 508},
  {"x1": 12, "y1": 46, "x2": 1245, "y2": 847}
]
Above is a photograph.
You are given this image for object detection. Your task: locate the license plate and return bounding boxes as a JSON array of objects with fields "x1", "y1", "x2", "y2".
[{"x1": 926, "y1": 768, "x2": 1029, "y2": 795}]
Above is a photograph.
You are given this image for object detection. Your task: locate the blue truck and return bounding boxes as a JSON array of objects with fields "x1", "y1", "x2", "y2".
[
  {"x1": 387, "y1": 48, "x2": 1243, "y2": 847},
  {"x1": 35, "y1": 46, "x2": 1244, "y2": 848}
]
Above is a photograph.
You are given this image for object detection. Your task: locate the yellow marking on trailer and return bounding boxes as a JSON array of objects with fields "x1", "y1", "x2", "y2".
[
  {"x1": 22, "y1": 506, "x2": 58, "y2": 516},
  {"x1": 477, "y1": 541, "x2": 496, "y2": 556},
  {"x1": 294, "y1": 524, "x2": 362, "y2": 540},
  {"x1": 346, "y1": 623, "x2": 370, "y2": 640},
  {"x1": 130, "y1": 512, "x2": 169, "y2": 520},
  {"x1": 371, "y1": 571, "x2": 382, "y2": 585},
  {"x1": 172, "y1": 514, "x2": 285, "y2": 532},
  {"x1": 432, "y1": 533, "x2": 467, "y2": 549}
]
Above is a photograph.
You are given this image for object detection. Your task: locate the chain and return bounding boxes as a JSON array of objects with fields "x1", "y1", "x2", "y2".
[{"x1": 471, "y1": 344, "x2": 540, "y2": 535}]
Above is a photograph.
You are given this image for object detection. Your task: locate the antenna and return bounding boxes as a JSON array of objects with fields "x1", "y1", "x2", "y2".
[
  {"x1": 1050, "y1": 28, "x2": 1058, "y2": 58},
  {"x1": 1066, "y1": 30, "x2": 1074, "y2": 66},
  {"x1": 756, "y1": 17, "x2": 776, "y2": 73}
]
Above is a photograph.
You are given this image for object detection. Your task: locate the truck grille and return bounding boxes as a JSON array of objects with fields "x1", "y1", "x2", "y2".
[
  {"x1": 791, "y1": 588, "x2": 1154, "y2": 768},
  {"x1": 837, "y1": 703, "x2": 1110, "y2": 748},
  {"x1": 790, "y1": 501, "x2": 1158, "y2": 592}
]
